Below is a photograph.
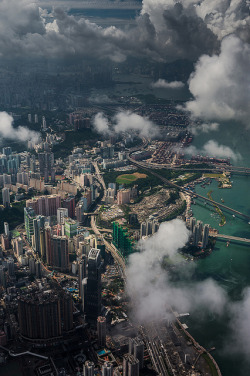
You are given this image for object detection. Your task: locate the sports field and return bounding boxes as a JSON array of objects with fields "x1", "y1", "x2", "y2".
[{"x1": 116, "y1": 172, "x2": 147, "y2": 184}]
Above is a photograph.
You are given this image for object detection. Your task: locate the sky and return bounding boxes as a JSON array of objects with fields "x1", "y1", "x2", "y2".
[{"x1": 0, "y1": 0, "x2": 249, "y2": 152}]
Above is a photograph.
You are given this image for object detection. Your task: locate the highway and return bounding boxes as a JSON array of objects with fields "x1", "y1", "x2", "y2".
[
  {"x1": 0, "y1": 345, "x2": 48, "y2": 360},
  {"x1": 127, "y1": 155, "x2": 250, "y2": 221},
  {"x1": 91, "y1": 163, "x2": 126, "y2": 280}
]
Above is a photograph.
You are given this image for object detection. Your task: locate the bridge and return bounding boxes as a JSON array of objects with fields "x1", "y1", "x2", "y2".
[
  {"x1": 127, "y1": 156, "x2": 250, "y2": 222},
  {"x1": 213, "y1": 234, "x2": 250, "y2": 244}
]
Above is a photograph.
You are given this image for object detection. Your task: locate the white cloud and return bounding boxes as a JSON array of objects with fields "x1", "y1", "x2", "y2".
[
  {"x1": 152, "y1": 79, "x2": 185, "y2": 89},
  {"x1": 189, "y1": 122, "x2": 219, "y2": 135},
  {"x1": 93, "y1": 110, "x2": 159, "y2": 138},
  {"x1": 185, "y1": 140, "x2": 241, "y2": 161},
  {"x1": 185, "y1": 36, "x2": 250, "y2": 126},
  {"x1": 126, "y1": 219, "x2": 227, "y2": 322},
  {"x1": 0, "y1": 112, "x2": 41, "y2": 144}
]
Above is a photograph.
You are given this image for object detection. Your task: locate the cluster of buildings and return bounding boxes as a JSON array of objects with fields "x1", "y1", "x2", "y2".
[
  {"x1": 105, "y1": 183, "x2": 138, "y2": 206},
  {"x1": 189, "y1": 217, "x2": 210, "y2": 249}
]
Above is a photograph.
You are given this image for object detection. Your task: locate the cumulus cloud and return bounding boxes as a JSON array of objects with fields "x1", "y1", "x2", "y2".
[
  {"x1": 93, "y1": 112, "x2": 111, "y2": 135},
  {"x1": 126, "y1": 219, "x2": 227, "y2": 323},
  {"x1": 185, "y1": 140, "x2": 241, "y2": 161},
  {"x1": 185, "y1": 36, "x2": 250, "y2": 126},
  {"x1": 93, "y1": 110, "x2": 159, "y2": 138},
  {"x1": 0, "y1": 112, "x2": 41, "y2": 144},
  {"x1": 152, "y1": 79, "x2": 185, "y2": 89}
]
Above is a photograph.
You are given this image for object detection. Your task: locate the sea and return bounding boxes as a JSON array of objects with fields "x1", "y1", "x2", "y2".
[{"x1": 185, "y1": 128, "x2": 250, "y2": 376}]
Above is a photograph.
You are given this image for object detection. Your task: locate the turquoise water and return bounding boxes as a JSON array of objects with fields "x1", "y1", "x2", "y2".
[{"x1": 186, "y1": 161, "x2": 250, "y2": 374}]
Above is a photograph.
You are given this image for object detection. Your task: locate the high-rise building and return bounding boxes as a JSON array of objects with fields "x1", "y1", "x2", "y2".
[
  {"x1": 24, "y1": 207, "x2": 36, "y2": 243},
  {"x1": 2, "y1": 187, "x2": 10, "y2": 208},
  {"x1": 18, "y1": 290, "x2": 73, "y2": 340},
  {"x1": 2, "y1": 147, "x2": 12, "y2": 156},
  {"x1": 57, "y1": 207, "x2": 68, "y2": 225},
  {"x1": 40, "y1": 228, "x2": 46, "y2": 260},
  {"x1": 75, "y1": 203, "x2": 85, "y2": 224},
  {"x1": 34, "y1": 114, "x2": 38, "y2": 123},
  {"x1": 38, "y1": 152, "x2": 54, "y2": 177},
  {"x1": 129, "y1": 338, "x2": 144, "y2": 369},
  {"x1": 42, "y1": 116, "x2": 47, "y2": 130},
  {"x1": 28, "y1": 257, "x2": 36, "y2": 274},
  {"x1": 33, "y1": 216, "x2": 45, "y2": 255},
  {"x1": 26, "y1": 194, "x2": 61, "y2": 217},
  {"x1": 112, "y1": 222, "x2": 134, "y2": 258},
  {"x1": 117, "y1": 189, "x2": 131, "y2": 205},
  {"x1": 83, "y1": 361, "x2": 95, "y2": 376},
  {"x1": 123, "y1": 354, "x2": 139, "y2": 376},
  {"x1": 4, "y1": 222, "x2": 9, "y2": 238},
  {"x1": 140, "y1": 222, "x2": 147, "y2": 238},
  {"x1": 64, "y1": 218, "x2": 78, "y2": 239},
  {"x1": 15, "y1": 237, "x2": 23, "y2": 257},
  {"x1": 35, "y1": 261, "x2": 42, "y2": 278},
  {"x1": 97, "y1": 316, "x2": 106, "y2": 347},
  {"x1": 190, "y1": 217, "x2": 196, "y2": 233},
  {"x1": 50, "y1": 235, "x2": 69, "y2": 271},
  {"x1": 102, "y1": 362, "x2": 113, "y2": 376},
  {"x1": 146, "y1": 220, "x2": 153, "y2": 236},
  {"x1": 85, "y1": 248, "x2": 102, "y2": 322},
  {"x1": 202, "y1": 224, "x2": 210, "y2": 248},
  {"x1": 193, "y1": 224, "x2": 200, "y2": 246},
  {"x1": 28, "y1": 113, "x2": 32, "y2": 123},
  {"x1": 0, "y1": 266, "x2": 6, "y2": 288},
  {"x1": 63, "y1": 196, "x2": 75, "y2": 219}
]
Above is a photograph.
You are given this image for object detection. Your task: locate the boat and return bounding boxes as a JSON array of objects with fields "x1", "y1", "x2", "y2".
[
  {"x1": 232, "y1": 214, "x2": 235, "y2": 218},
  {"x1": 221, "y1": 198, "x2": 224, "y2": 203}
]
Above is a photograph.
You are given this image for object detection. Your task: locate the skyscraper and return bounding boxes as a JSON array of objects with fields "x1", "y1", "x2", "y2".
[
  {"x1": 2, "y1": 187, "x2": 10, "y2": 208},
  {"x1": 102, "y1": 362, "x2": 113, "y2": 376},
  {"x1": 4, "y1": 222, "x2": 9, "y2": 238},
  {"x1": 18, "y1": 290, "x2": 73, "y2": 340},
  {"x1": 85, "y1": 248, "x2": 102, "y2": 322},
  {"x1": 202, "y1": 224, "x2": 210, "y2": 248},
  {"x1": 123, "y1": 354, "x2": 139, "y2": 376},
  {"x1": 51, "y1": 235, "x2": 69, "y2": 271},
  {"x1": 57, "y1": 207, "x2": 69, "y2": 225},
  {"x1": 63, "y1": 196, "x2": 75, "y2": 219},
  {"x1": 38, "y1": 152, "x2": 54, "y2": 177},
  {"x1": 33, "y1": 215, "x2": 45, "y2": 255},
  {"x1": 129, "y1": 338, "x2": 144, "y2": 369},
  {"x1": 97, "y1": 316, "x2": 106, "y2": 347},
  {"x1": 64, "y1": 218, "x2": 78, "y2": 238},
  {"x1": 83, "y1": 361, "x2": 95, "y2": 376},
  {"x1": 24, "y1": 207, "x2": 36, "y2": 243}
]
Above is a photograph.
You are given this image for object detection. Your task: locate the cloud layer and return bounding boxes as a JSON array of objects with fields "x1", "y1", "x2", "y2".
[
  {"x1": 0, "y1": 0, "x2": 248, "y2": 63},
  {"x1": 0, "y1": 112, "x2": 41, "y2": 144},
  {"x1": 93, "y1": 110, "x2": 159, "y2": 138}
]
